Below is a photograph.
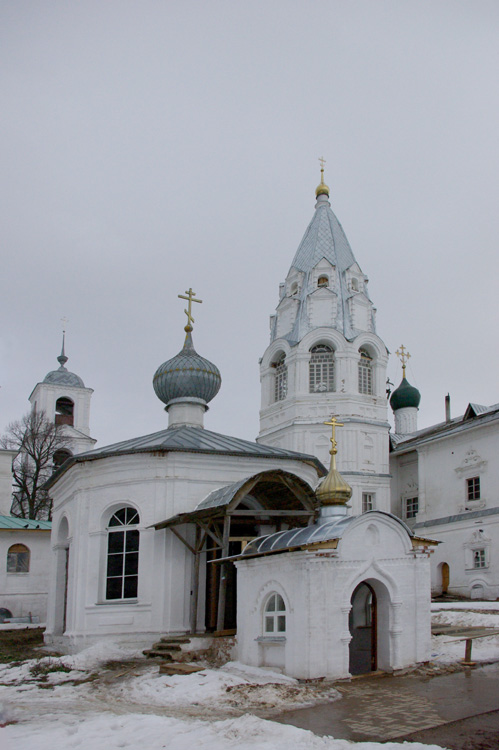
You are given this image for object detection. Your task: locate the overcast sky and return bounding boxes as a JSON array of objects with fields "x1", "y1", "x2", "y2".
[{"x1": 1, "y1": 1, "x2": 498, "y2": 449}]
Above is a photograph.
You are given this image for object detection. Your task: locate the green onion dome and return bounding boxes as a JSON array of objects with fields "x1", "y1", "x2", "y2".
[
  {"x1": 390, "y1": 376, "x2": 421, "y2": 411},
  {"x1": 153, "y1": 330, "x2": 221, "y2": 406}
]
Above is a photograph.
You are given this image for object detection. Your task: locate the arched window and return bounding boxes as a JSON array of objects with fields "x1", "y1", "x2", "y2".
[
  {"x1": 55, "y1": 397, "x2": 74, "y2": 426},
  {"x1": 7, "y1": 544, "x2": 30, "y2": 573},
  {"x1": 317, "y1": 275, "x2": 329, "y2": 287},
  {"x1": 290, "y1": 281, "x2": 299, "y2": 296},
  {"x1": 351, "y1": 278, "x2": 359, "y2": 292},
  {"x1": 106, "y1": 507, "x2": 140, "y2": 600},
  {"x1": 264, "y1": 592, "x2": 286, "y2": 634},
  {"x1": 272, "y1": 355, "x2": 287, "y2": 402},
  {"x1": 358, "y1": 349, "x2": 373, "y2": 395},
  {"x1": 309, "y1": 345, "x2": 335, "y2": 392}
]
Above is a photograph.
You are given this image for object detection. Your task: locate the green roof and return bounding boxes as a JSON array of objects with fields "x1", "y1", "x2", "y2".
[{"x1": 0, "y1": 515, "x2": 51, "y2": 530}]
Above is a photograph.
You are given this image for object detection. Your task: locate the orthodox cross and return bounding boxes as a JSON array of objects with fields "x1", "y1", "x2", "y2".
[
  {"x1": 60, "y1": 316, "x2": 69, "y2": 334},
  {"x1": 318, "y1": 156, "x2": 326, "y2": 170},
  {"x1": 395, "y1": 344, "x2": 411, "y2": 376},
  {"x1": 178, "y1": 288, "x2": 202, "y2": 330},
  {"x1": 324, "y1": 415, "x2": 344, "y2": 461}
]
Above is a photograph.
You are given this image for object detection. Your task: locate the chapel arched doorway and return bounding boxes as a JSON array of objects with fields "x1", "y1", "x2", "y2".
[{"x1": 349, "y1": 582, "x2": 377, "y2": 675}]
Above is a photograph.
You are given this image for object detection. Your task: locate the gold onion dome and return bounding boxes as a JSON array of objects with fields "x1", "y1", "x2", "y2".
[
  {"x1": 315, "y1": 417, "x2": 352, "y2": 506},
  {"x1": 315, "y1": 161, "x2": 330, "y2": 198}
]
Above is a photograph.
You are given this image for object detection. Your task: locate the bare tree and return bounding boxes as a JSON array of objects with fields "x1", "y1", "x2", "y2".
[{"x1": 0, "y1": 410, "x2": 71, "y2": 520}]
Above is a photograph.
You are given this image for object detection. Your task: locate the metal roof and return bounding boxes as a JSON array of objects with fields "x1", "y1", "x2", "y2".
[
  {"x1": 0, "y1": 515, "x2": 51, "y2": 530},
  {"x1": 46, "y1": 426, "x2": 325, "y2": 487},
  {"x1": 238, "y1": 511, "x2": 415, "y2": 559},
  {"x1": 390, "y1": 403, "x2": 499, "y2": 453},
  {"x1": 272, "y1": 194, "x2": 375, "y2": 344}
]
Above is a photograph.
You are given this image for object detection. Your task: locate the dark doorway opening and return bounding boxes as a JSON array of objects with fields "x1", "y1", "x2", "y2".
[{"x1": 349, "y1": 582, "x2": 377, "y2": 675}]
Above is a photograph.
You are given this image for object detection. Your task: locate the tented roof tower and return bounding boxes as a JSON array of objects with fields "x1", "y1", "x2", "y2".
[{"x1": 258, "y1": 165, "x2": 390, "y2": 515}]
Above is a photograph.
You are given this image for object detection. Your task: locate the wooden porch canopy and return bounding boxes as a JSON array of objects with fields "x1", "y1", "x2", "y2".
[{"x1": 151, "y1": 470, "x2": 319, "y2": 633}]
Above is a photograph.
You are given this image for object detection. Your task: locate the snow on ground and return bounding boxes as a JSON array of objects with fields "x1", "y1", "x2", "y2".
[
  {"x1": 2, "y1": 711, "x2": 445, "y2": 750},
  {"x1": 2, "y1": 603, "x2": 499, "y2": 750},
  {"x1": 430, "y1": 605, "x2": 499, "y2": 664}
]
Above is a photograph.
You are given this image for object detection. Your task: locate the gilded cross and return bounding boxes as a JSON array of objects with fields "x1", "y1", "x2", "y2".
[
  {"x1": 324, "y1": 415, "x2": 344, "y2": 458},
  {"x1": 318, "y1": 156, "x2": 327, "y2": 170},
  {"x1": 396, "y1": 344, "x2": 411, "y2": 375},
  {"x1": 178, "y1": 288, "x2": 202, "y2": 329}
]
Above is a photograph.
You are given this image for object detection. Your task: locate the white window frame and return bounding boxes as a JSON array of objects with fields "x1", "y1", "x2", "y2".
[
  {"x1": 263, "y1": 592, "x2": 286, "y2": 635},
  {"x1": 362, "y1": 492, "x2": 375, "y2": 513},
  {"x1": 358, "y1": 350, "x2": 373, "y2": 395},
  {"x1": 105, "y1": 507, "x2": 140, "y2": 601},
  {"x1": 404, "y1": 496, "x2": 419, "y2": 519},
  {"x1": 273, "y1": 356, "x2": 287, "y2": 402},
  {"x1": 309, "y1": 345, "x2": 335, "y2": 393}
]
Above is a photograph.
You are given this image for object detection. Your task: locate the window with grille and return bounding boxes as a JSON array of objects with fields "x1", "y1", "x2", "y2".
[
  {"x1": 273, "y1": 356, "x2": 287, "y2": 402},
  {"x1": 106, "y1": 507, "x2": 140, "y2": 600},
  {"x1": 473, "y1": 549, "x2": 486, "y2": 568},
  {"x1": 264, "y1": 593, "x2": 286, "y2": 634},
  {"x1": 362, "y1": 493, "x2": 375, "y2": 512},
  {"x1": 7, "y1": 544, "x2": 30, "y2": 573},
  {"x1": 405, "y1": 497, "x2": 419, "y2": 519},
  {"x1": 358, "y1": 350, "x2": 373, "y2": 394},
  {"x1": 309, "y1": 345, "x2": 335, "y2": 392},
  {"x1": 467, "y1": 477, "x2": 480, "y2": 501}
]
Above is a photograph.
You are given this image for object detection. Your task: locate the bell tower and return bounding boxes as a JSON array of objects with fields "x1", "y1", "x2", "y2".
[
  {"x1": 29, "y1": 333, "x2": 96, "y2": 461},
  {"x1": 257, "y1": 164, "x2": 390, "y2": 514}
]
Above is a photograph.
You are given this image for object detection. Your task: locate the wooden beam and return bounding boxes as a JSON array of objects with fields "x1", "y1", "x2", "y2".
[
  {"x1": 170, "y1": 526, "x2": 196, "y2": 555},
  {"x1": 190, "y1": 527, "x2": 201, "y2": 635},
  {"x1": 198, "y1": 520, "x2": 224, "y2": 548},
  {"x1": 216, "y1": 515, "x2": 231, "y2": 632}
]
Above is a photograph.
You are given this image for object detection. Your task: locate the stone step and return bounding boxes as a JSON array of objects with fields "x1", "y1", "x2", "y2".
[
  {"x1": 159, "y1": 662, "x2": 205, "y2": 676},
  {"x1": 142, "y1": 649, "x2": 174, "y2": 660},
  {"x1": 159, "y1": 636, "x2": 191, "y2": 644},
  {"x1": 151, "y1": 642, "x2": 182, "y2": 651}
]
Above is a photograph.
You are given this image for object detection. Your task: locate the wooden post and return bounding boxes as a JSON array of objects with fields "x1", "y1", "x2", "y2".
[
  {"x1": 463, "y1": 638, "x2": 473, "y2": 664},
  {"x1": 190, "y1": 527, "x2": 201, "y2": 635},
  {"x1": 216, "y1": 515, "x2": 230, "y2": 633}
]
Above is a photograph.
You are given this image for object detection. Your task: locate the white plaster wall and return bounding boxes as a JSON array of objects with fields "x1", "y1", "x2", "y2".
[
  {"x1": 0, "y1": 530, "x2": 51, "y2": 621},
  {"x1": 391, "y1": 418, "x2": 499, "y2": 598},
  {"x1": 236, "y1": 513, "x2": 432, "y2": 679},
  {"x1": 45, "y1": 449, "x2": 322, "y2": 649},
  {"x1": 0, "y1": 451, "x2": 16, "y2": 516}
]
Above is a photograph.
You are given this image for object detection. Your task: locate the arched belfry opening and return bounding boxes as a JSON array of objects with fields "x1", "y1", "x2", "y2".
[
  {"x1": 153, "y1": 470, "x2": 319, "y2": 634},
  {"x1": 55, "y1": 397, "x2": 74, "y2": 426}
]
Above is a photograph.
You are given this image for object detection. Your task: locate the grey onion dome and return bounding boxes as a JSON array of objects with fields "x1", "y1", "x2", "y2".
[
  {"x1": 390, "y1": 376, "x2": 421, "y2": 411},
  {"x1": 43, "y1": 338, "x2": 85, "y2": 388},
  {"x1": 153, "y1": 330, "x2": 221, "y2": 406}
]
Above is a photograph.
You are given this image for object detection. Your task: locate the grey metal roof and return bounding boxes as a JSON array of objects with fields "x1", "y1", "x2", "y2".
[
  {"x1": 0, "y1": 515, "x2": 51, "y2": 530},
  {"x1": 197, "y1": 478, "x2": 250, "y2": 510},
  {"x1": 390, "y1": 402, "x2": 499, "y2": 452},
  {"x1": 46, "y1": 426, "x2": 325, "y2": 487},
  {"x1": 414, "y1": 506, "x2": 499, "y2": 529},
  {"x1": 272, "y1": 194, "x2": 375, "y2": 344},
  {"x1": 238, "y1": 510, "x2": 414, "y2": 558},
  {"x1": 43, "y1": 366, "x2": 85, "y2": 388}
]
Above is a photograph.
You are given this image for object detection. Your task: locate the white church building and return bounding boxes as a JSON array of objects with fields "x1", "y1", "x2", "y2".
[
  {"x1": 4, "y1": 167, "x2": 497, "y2": 678},
  {"x1": 38, "y1": 169, "x2": 441, "y2": 681}
]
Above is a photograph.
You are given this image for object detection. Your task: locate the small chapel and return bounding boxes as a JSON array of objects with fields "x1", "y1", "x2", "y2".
[{"x1": 40, "y1": 166, "x2": 439, "y2": 679}]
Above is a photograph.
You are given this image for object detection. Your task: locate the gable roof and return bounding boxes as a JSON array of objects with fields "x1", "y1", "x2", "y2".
[{"x1": 390, "y1": 402, "x2": 499, "y2": 452}]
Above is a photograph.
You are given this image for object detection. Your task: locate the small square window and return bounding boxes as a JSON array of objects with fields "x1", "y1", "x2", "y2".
[{"x1": 467, "y1": 477, "x2": 480, "y2": 501}]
